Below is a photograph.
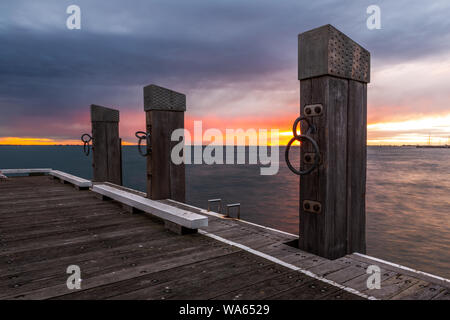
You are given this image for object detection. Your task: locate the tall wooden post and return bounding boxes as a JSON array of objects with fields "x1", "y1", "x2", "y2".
[
  {"x1": 91, "y1": 104, "x2": 122, "y2": 185},
  {"x1": 298, "y1": 25, "x2": 370, "y2": 259},
  {"x1": 144, "y1": 84, "x2": 186, "y2": 202}
]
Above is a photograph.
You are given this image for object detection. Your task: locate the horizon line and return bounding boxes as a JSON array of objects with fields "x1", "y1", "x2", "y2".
[{"x1": 1, "y1": 144, "x2": 448, "y2": 147}]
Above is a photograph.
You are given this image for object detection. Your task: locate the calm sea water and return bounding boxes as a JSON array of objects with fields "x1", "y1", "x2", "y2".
[{"x1": 0, "y1": 146, "x2": 449, "y2": 278}]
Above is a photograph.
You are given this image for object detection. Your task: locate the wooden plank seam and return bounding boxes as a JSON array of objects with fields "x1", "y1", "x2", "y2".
[
  {"x1": 353, "y1": 253, "x2": 450, "y2": 285},
  {"x1": 198, "y1": 229, "x2": 377, "y2": 300}
]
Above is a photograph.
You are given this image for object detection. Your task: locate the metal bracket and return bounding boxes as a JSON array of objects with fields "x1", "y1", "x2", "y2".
[
  {"x1": 303, "y1": 200, "x2": 322, "y2": 214},
  {"x1": 304, "y1": 104, "x2": 323, "y2": 117}
]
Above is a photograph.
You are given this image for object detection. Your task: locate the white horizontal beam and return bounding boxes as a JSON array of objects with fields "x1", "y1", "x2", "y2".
[
  {"x1": 49, "y1": 170, "x2": 92, "y2": 188},
  {"x1": 0, "y1": 168, "x2": 52, "y2": 174},
  {"x1": 92, "y1": 184, "x2": 208, "y2": 229}
]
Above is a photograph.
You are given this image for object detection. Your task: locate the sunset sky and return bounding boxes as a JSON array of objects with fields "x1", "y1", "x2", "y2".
[{"x1": 0, "y1": 0, "x2": 450, "y2": 146}]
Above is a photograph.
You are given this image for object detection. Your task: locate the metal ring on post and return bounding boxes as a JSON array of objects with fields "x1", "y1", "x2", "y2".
[
  {"x1": 81, "y1": 134, "x2": 92, "y2": 156},
  {"x1": 135, "y1": 131, "x2": 151, "y2": 157},
  {"x1": 285, "y1": 116, "x2": 320, "y2": 175},
  {"x1": 292, "y1": 116, "x2": 316, "y2": 137}
]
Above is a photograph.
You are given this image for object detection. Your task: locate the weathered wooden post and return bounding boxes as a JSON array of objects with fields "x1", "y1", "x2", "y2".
[
  {"x1": 297, "y1": 25, "x2": 370, "y2": 259},
  {"x1": 143, "y1": 84, "x2": 186, "y2": 203},
  {"x1": 90, "y1": 104, "x2": 122, "y2": 185}
]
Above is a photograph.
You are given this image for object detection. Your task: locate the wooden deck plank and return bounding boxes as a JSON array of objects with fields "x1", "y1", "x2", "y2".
[
  {"x1": 0, "y1": 220, "x2": 159, "y2": 258},
  {"x1": 1, "y1": 234, "x2": 227, "y2": 288},
  {"x1": 1, "y1": 236, "x2": 236, "y2": 299},
  {"x1": 1, "y1": 232, "x2": 179, "y2": 279},
  {"x1": 266, "y1": 279, "x2": 343, "y2": 300},
  {"x1": 54, "y1": 252, "x2": 250, "y2": 299},
  {"x1": 348, "y1": 253, "x2": 450, "y2": 289},
  {"x1": 9, "y1": 243, "x2": 237, "y2": 300},
  {"x1": 0, "y1": 175, "x2": 51, "y2": 188},
  {"x1": 258, "y1": 243, "x2": 315, "y2": 260},
  {"x1": 0, "y1": 175, "x2": 353, "y2": 301},
  {"x1": 0, "y1": 224, "x2": 162, "y2": 256},
  {"x1": 3, "y1": 175, "x2": 446, "y2": 300},
  {"x1": 1, "y1": 203, "x2": 134, "y2": 226},
  {"x1": 432, "y1": 289, "x2": 450, "y2": 300},
  {"x1": 212, "y1": 223, "x2": 292, "y2": 243},
  {"x1": 341, "y1": 269, "x2": 397, "y2": 293},
  {"x1": 256, "y1": 242, "x2": 329, "y2": 270},
  {"x1": 0, "y1": 226, "x2": 168, "y2": 268},
  {"x1": 361, "y1": 273, "x2": 419, "y2": 299},
  {"x1": 0, "y1": 203, "x2": 122, "y2": 223},
  {"x1": 164, "y1": 264, "x2": 290, "y2": 300},
  {"x1": 0, "y1": 186, "x2": 74, "y2": 201},
  {"x1": 58, "y1": 251, "x2": 270, "y2": 300},
  {"x1": 320, "y1": 290, "x2": 365, "y2": 300},
  {"x1": 0, "y1": 210, "x2": 141, "y2": 242},
  {"x1": 324, "y1": 260, "x2": 370, "y2": 284},
  {"x1": 390, "y1": 280, "x2": 445, "y2": 300},
  {"x1": 282, "y1": 255, "x2": 328, "y2": 270},
  {"x1": 306, "y1": 257, "x2": 353, "y2": 277},
  {"x1": 213, "y1": 271, "x2": 314, "y2": 300},
  {"x1": 0, "y1": 195, "x2": 101, "y2": 214},
  {"x1": 0, "y1": 198, "x2": 112, "y2": 218}
]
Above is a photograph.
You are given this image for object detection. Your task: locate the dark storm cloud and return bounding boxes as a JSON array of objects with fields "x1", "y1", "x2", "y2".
[{"x1": 1, "y1": 0, "x2": 450, "y2": 139}]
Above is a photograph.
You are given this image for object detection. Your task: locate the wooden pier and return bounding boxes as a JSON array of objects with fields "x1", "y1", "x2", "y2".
[
  {"x1": 1, "y1": 174, "x2": 448, "y2": 300},
  {"x1": 1, "y1": 25, "x2": 449, "y2": 301}
]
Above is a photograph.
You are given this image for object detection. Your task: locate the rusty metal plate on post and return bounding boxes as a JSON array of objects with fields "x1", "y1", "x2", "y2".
[
  {"x1": 304, "y1": 104, "x2": 323, "y2": 116},
  {"x1": 303, "y1": 200, "x2": 322, "y2": 214}
]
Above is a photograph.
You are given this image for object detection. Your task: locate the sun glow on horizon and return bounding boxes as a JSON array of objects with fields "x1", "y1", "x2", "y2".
[
  {"x1": 1, "y1": 113, "x2": 449, "y2": 146},
  {"x1": 367, "y1": 113, "x2": 450, "y2": 145},
  {"x1": 0, "y1": 137, "x2": 82, "y2": 145},
  {"x1": 0, "y1": 137, "x2": 136, "y2": 146}
]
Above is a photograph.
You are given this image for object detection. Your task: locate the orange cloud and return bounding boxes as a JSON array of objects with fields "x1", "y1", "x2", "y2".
[{"x1": 0, "y1": 137, "x2": 82, "y2": 145}]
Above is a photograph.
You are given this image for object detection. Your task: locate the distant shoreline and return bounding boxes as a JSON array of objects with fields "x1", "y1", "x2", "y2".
[
  {"x1": 415, "y1": 145, "x2": 450, "y2": 148},
  {"x1": 0, "y1": 144, "x2": 449, "y2": 148}
]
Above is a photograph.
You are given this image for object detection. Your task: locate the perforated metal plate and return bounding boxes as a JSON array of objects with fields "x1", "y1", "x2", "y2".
[
  {"x1": 328, "y1": 26, "x2": 370, "y2": 82},
  {"x1": 298, "y1": 24, "x2": 370, "y2": 83},
  {"x1": 144, "y1": 84, "x2": 186, "y2": 112}
]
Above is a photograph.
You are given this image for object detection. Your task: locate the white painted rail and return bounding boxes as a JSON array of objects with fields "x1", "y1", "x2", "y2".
[
  {"x1": 92, "y1": 184, "x2": 208, "y2": 229},
  {"x1": 49, "y1": 170, "x2": 92, "y2": 188},
  {"x1": 1, "y1": 168, "x2": 52, "y2": 175}
]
